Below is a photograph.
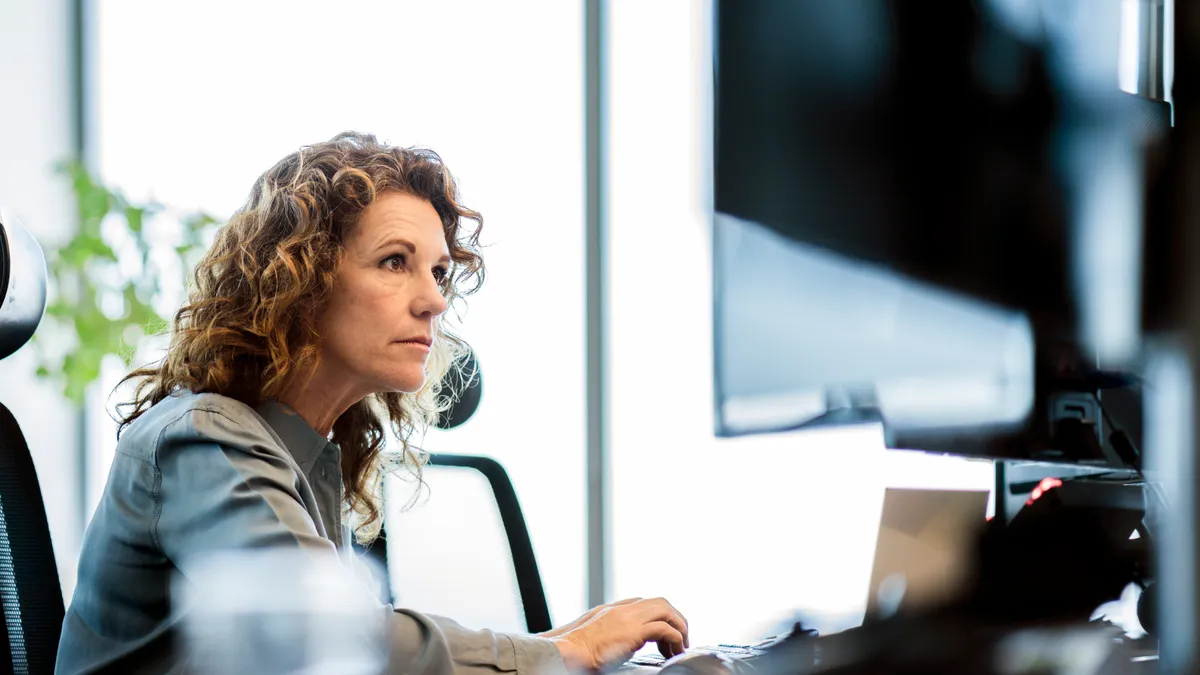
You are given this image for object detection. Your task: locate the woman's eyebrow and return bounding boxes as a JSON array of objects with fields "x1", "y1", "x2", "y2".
[
  {"x1": 374, "y1": 237, "x2": 451, "y2": 263},
  {"x1": 374, "y1": 237, "x2": 416, "y2": 254}
]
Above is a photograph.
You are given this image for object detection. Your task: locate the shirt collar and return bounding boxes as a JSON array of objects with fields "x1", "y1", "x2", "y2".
[{"x1": 254, "y1": 400, "x2": 332, "y2": 475}]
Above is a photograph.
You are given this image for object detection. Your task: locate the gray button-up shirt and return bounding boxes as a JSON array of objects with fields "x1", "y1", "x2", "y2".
[{"x1": 55, "y1": 391, "x2": 567, "y2": 675}]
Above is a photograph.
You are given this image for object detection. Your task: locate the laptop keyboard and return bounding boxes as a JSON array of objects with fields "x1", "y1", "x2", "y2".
[
  {"x1": 626, "y1": 626, "x2": 819, "y2": 669},
  {"x1": 627, "y1": 642, "x2": 773, "y2": 668}
]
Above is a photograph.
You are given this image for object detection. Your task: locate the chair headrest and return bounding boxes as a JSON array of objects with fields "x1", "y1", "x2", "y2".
[
  {"x1": 0, "y1": 209, "x2": 48, "y2": 360},
  {"x1": 435, "y1": 350, "x2": 482, "y2": 430}
]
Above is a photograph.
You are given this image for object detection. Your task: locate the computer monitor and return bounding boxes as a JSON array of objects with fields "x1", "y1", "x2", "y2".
[{"x1": 712, "y1": 0, "x2": 1166, "y2": 469}]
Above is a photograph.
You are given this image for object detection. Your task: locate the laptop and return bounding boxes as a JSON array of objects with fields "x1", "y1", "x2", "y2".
[
  {"x1": 625, "y1": 487, "x2": 991, "y2": 670},
  {"x1": 864, "y1": 487, "x2": 991, "y2": 620}
]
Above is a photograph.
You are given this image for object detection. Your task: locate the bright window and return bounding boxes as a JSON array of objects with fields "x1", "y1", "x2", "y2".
[
  {"x1": 605, "y1": 0, "x2": 994, "y2": 646},
  {"x1": 95, "y1": 0, "x2": 587, "y2": 624}
]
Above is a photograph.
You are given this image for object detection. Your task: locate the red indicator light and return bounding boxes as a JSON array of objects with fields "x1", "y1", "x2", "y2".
[{"x1": 1025, "y1": 477, "x2": 1064, "y2": 506}]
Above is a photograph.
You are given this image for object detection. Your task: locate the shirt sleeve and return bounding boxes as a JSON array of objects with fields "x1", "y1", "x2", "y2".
[
  {"x1": 153, "y1": 408, "x2": 568, "y2": 675},
  {"x1": 390, "y1": 612, "x2": 568, "y2": 675}
]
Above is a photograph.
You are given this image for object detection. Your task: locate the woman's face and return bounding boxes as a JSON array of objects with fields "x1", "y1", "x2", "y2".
[{"x1": 318, "y1": 191, "x2": 450, "y2": 395}]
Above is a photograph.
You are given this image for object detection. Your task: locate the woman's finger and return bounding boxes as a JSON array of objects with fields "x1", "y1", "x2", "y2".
[
  {"x1": 661, "y1": 599, "x2": 690, "y2": 648},
  {"x1": 643, "y1": 621, "x2": 685, "y2": 659},
  {"x1": 633, "y1": 599, "x2": 689, "y2": 648}
]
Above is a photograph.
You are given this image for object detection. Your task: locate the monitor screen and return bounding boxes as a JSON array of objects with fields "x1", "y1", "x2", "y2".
[
  {"x1": 714, "y1": 212, "x2": 1035, "y2": 438},
  {"x1": 711, "y1": 1, "x2": 1162, "y2": 467}
]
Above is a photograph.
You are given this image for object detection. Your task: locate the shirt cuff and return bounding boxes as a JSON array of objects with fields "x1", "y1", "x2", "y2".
[{"x1": 505, "y1": 634, "x2": 570, "y2": 675}]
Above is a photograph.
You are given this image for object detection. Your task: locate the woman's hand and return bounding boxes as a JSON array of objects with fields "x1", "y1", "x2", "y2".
[
  {"x1": 540, "y1": 597, "x2": 690, "y2": 671},
  {"x1": 538, "y1": 597, "x2": 640, "y2": 639}
]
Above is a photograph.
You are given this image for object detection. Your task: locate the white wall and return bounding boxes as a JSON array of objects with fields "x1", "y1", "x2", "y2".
[{"x1": 0, "y1": 0, "x2": 84, "y2": 598}]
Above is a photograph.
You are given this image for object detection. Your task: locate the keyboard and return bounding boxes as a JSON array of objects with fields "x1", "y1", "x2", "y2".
[
  {"x1": 627, "y1": 642, "x2": 774, "y2": 668},
  {"x1": 626, "y1": 626, "x2": 819, "y2": 669}
]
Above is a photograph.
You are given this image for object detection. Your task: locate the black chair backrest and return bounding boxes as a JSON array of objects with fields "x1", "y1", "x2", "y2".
[
  {"x1": 0, "y1": 402, "x2": 63, "y2": 675},
  {"x1": 0, "y1": 211, "x2": 60, "y2": 673},
  {"x1": 359, "y1": 452, "x2": 552, "y2": 634},
  {"x1": 428, "y1": 453, "x2": 552, "y2": 634}
]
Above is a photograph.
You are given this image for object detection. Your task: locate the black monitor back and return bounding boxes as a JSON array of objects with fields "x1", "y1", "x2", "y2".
[{"x1": 712, "y1": 0, "x2": 1169, "y2": 465}]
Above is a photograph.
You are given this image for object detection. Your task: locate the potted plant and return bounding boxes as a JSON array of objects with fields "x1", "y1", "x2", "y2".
[{"x1": 35, "y1": 161, "x2": 220, "y2": 404}]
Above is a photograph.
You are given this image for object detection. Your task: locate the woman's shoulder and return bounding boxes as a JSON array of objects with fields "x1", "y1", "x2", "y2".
[{"x1": 116, "y1": 391, "x2": 278, "y2": 462}]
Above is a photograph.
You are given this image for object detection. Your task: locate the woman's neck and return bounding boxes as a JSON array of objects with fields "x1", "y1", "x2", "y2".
[{"x1": 277, "y1": 365, "x2": 365, "y2": 437}]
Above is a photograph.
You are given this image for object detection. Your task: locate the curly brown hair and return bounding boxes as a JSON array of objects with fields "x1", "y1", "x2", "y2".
[{"x1": 116, "y1": 131, "x2": 484, "y2": 542}]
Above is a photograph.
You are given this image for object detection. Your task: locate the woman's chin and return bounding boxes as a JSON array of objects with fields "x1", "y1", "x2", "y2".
[{"x1": 375, "y1": 373, "x2": 427, "y2": 395}]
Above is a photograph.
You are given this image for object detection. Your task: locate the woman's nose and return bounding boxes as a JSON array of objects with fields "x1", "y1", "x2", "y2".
[{"x1": 414, "y1": 273, "x2": 449, "y2": 318}]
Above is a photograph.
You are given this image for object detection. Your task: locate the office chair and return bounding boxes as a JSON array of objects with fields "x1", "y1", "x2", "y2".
[
  {"x1": 366, "y1": 453, "x2": 552, "y2": 634},
  {"x1": 358, "y1": 352, "x2": 554, "y2": 634},
  {"x1": 431, "y1": 452, "x2": 552, "y2": 634},
  {"x1": 0, "y1": 209, "x2": 63, "y2": 675}
]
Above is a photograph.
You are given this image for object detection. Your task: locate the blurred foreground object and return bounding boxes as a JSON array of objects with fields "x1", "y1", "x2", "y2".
[
  {"x1": 178, "y1": 549, "x2": 388, "y2": 675},
  {"x1": 709, "y1": 0, "x2": 1179, "y2": 673},
  {"x1": 713, "y1": 0, "x2": 1169, "y2": 463}
]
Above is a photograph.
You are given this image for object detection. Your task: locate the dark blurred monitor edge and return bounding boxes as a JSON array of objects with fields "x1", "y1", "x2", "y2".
[
  {"x1": 711, "y1": 0, "x2": 1168, "y2": 473},
  {"x1": 713, "y1": 211, "x2": 1036, "y2": 448},
  {"x1": 713, "y1": 212, "x2": 1147, "y2": 470}
]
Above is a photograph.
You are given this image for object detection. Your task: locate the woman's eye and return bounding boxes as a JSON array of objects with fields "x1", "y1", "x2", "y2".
[
  {"x1": 433, "y1": 266, "x2": 450, "y2": 283},
  {"x1": 382, "y1": 254, "x2": 405, "y2": 271}
]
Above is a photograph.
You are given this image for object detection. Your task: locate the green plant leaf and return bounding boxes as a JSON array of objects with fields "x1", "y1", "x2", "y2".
[
  {"x1": 45, "y1": 299, "x2": 75, "y2": 318},
  {"x1": 57, "y1": 161, "x2": 114, "y2": 236},
  {"x1": 183, "y1": 213, "x2": 218, "y2": 231},
  {"x1": 62, "y1": 348, "x2": 103, "y2": 405},
  {"x1": 124, "y1": 284, "x2": 167, "y2": 328},
  {"x1": 59, "y1": 233, "x2": 118, "y2": 266},
  {"x1": 125, "y1": 205, "x2": 145, "y2": 233},
  {"x1": 45, "y1": 159, "x2": 224, "y2": 406}
]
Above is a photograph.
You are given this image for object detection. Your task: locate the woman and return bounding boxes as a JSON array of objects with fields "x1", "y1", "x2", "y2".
[{"x1": 56, "y1": 132, "x2": 689, "y2": 674}]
